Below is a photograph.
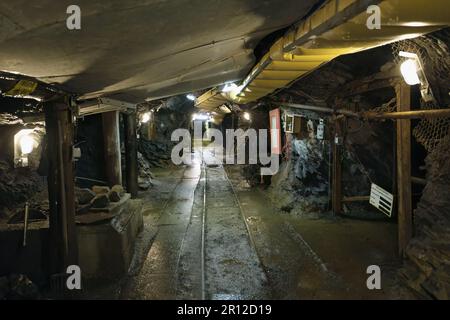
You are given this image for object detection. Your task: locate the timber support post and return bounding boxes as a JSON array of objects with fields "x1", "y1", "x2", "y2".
[
  {"x1": 396, "y1": 83, "x2": 413, "y2": 256},
  {"x1": 124, "y1": 112, "x2": 139, "y2": 198},
  {"x1": 44, "y1": 97, "x2": 78, "y2": 274},
  {"x1": 102, "y1": 111, "x2": 122, "y2": 187}
]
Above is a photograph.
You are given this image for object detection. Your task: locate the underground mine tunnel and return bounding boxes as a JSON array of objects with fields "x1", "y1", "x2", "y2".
[{"x1": 0, "y1": 0, "x2": 449, "y2": 302}]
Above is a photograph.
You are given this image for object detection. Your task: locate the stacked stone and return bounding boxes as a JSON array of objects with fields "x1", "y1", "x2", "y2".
[
  {"x1": 76, "y1": 184, "x2": 125, "y2": 210},
  {"x1": 138, "y1": 139, "x2": 172, "y2": 168}
]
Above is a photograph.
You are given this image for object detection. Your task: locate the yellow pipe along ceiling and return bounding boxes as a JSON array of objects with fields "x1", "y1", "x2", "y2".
[{"x1": 196, "y1": 0, "x2": 450, "y2": 111}]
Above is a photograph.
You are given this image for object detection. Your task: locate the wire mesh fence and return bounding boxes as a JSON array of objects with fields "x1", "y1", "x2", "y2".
[{"x1": 391, "y1": 40, "x2": 450, "y2": 154}]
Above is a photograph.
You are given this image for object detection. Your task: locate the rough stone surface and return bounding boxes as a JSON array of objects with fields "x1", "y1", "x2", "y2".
[
  {"x1": 0, "y1": 160, "x2": 44, "y2": 211},
  {"x1": 90, "y1": 194, "x2": 110, "y2": 209},
  {"x1": 268, "y1": 135, "x2": 330, "y2": 216},
  {"x1": 75, "y1": 188, "x2": 96, "y2": 205},
  {"x1": 92, "y1": 186, "x2": 110, "y2": 195},
  {"x1": 138, "y1": 152, "x2": 153, "y2": 190},
  {"x1": 138, "y1": 139, "x2": 172, "y2": 168},
  {"x1": 109, "y1": 190, "x2": 121, "y2": 203},
  {"x1": 0, "y1": 274, "x2": 40, "y2": 300},
  {"x1": 399, "y1": 136, "x2": 450, "y2": 299},
  {"x1": 111, "y1": 185, "x2": 125, "y2": 196}
]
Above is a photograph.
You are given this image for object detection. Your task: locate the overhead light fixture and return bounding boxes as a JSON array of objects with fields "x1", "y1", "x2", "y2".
[
  {"x1": 403, "y1": 22, "x2": 429, "y2": 28},
  {"x1": 221, "y1": 83, "x2": 238, "y2": 93},
  {"x1": 186, "y1": 94, "x2": 196, "y2": 101},
  {"x1": 221, "y1": 83, "x2": 246, "y2": 100},
  {"x1": 243, "y1": 112, "x2": 251, "y2": 121}
]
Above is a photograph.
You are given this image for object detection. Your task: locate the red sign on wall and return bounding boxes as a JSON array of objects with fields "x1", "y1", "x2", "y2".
[{"x1": 269, "y1": 108, "x2": 281, "y2": 155}]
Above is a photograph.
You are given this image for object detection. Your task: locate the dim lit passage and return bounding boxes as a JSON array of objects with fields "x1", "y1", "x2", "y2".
[{"x1": 0, "y1": 0, "x2": 449, "y2": 301}]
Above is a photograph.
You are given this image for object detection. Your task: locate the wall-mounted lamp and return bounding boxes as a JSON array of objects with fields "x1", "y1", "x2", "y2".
[
  {"x1": 19, "y1": 134, "x2": 35, "y2": 155},
  {"x1": 141, "y1": 112, "x2": 151, "y2": 124},
  {"x1": 400, "y1": 59, "x2": 421, "y2": 86},
  {"x1": 14, "y1": 129, "x2": 39, "y2": 168},
  {"x1": 399, "y1": 51, "x2": 434, "y2": 102}
]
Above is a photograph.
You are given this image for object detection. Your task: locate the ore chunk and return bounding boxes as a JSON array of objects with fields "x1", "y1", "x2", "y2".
[
  {"x1": 75, "y1": 188, "x2": 96, "y2": 205},
  {"x1": 109, "y1": 190, "x2": 121, "y2": 203},
  {"x1": 91, "y1": 194, "x2": 110, "y2": 208},
  {"x1": 92, "y1": 186, "x2": 110, "y2": 195}
]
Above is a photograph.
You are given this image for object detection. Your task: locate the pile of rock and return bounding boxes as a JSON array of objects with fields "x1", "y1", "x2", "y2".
[
  {"x1": 138, "y1": 152, "x2": 154, "y2": 190},
  {"x1": 399, "y1": 136, "x2": 450, "y2": 299},
  {"x1": 76, "y1": 185, "x2": 125, "y2": 210},
  {"x1": 268, "y1": 137, "x2": 330, "y2": 216},
  {"x1": 138, "y1": 139, "x2": 172, "y2": 168},
  {"x1": 0, "y1": 160, "x2": 44, "y2": 210}
]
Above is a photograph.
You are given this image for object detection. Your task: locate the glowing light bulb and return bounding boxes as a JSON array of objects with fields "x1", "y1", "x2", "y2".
[
  {"x1": 186, "y1": 94, "x2": 196, "y2": 101},
  {"x1": 243, "y1": 112, "x2": 251, "y2": 121},
  {"x1": 20, "y1": 135, "x2": 35, "y2": 155},
  {"x1": 221, "y1": 83, "x2": 238, "y2": 93},
  {"x1": 400, "y1": 59, "x2": 421, "y2": 86},
  {"x1": 141, "y1": 113, "x2": 151, "y2": 123}
]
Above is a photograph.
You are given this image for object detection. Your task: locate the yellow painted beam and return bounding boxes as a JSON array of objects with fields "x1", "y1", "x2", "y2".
[
  {"x1": 267, "y1": 60, "x2": 324, "y2": 71},
  {"x1": 251, "y1": 79, "x2": 292, "y2": 88},
  {"x1": 196, "y1": 0, "x2": 449, "y2": 109},
  {"x1": 259, "y1": 70, "x2": 307, "y2": 80}
]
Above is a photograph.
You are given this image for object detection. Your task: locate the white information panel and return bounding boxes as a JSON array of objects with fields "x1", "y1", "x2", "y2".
[{"x1": 370, "y1": 183, "x2": 394, "y2": 217}]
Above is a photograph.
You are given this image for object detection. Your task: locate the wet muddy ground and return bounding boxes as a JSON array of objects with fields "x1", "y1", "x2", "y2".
[
  {"x1": 85, "y1": 149, "x2": 407, "y2": 300},
  {"x1": 227, "y1": 164, "x2": 405, "y2": 299}
]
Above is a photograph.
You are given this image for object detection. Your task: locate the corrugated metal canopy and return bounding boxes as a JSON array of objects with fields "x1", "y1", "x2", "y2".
[
  {"x1": 194, "y1": 88, "x2": 229, "y2": 112},
  {"x1": 195, "y1": 0, "x2": 450, "y2": 110}
]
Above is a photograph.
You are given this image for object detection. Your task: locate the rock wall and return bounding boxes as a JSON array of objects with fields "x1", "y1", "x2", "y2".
[
  {"x1": 0, "y1": 122, "x2": 45, "y2": 218},
  {"x1": 400, "y1": 136, "x2": 450, "y2": 299},
  {"x1": 137, "y1": 95, "x2": 194, "y2": 171},
  {"x1": 268, "y1": 137, "x2": 330, "y2": 216},
  {"x1": 138, "y1": 139, "x2": 173, "y2": 168},
  {"x1": 396, "y1": 28, "x2": 450, "y2": 299},
  {"x1": 0, "y1": 161, "x2": 44, "y2": 211},
  {"x1": 266, "y1": 105, "x2": 394, "y2": 217},
  {"x1": 267, "y1": 109, "x2": 331, "y2": 216}
]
